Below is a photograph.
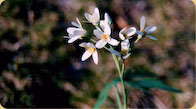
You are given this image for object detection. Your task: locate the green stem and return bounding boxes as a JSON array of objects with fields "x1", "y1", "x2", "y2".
[
  {"x1": 112, "y1": 54, "x2": 127, "y2": 109},
  {"x1": 112, "y1": 53, "x2": 121, "y2": 75},
  {"x1": 114, "y1": 85, "x2": 123, "y2": 109},
  {"x1": 120, "y1": 61, "x2": 127, "y2": 109}
]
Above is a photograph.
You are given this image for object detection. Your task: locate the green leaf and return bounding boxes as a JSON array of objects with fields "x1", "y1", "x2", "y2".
[
  {"x1": 94, "y1": 79, "x2": 120, "y2": 109},
  {"x1": 125, "y1": 81, "x2": 151, "y2": 94},
  {"x1": 124, "y1": 66, "x2": 157, "y2": 80},
  {"x1": 133, "y1": 78, "x2": 182, "y2": 93}
]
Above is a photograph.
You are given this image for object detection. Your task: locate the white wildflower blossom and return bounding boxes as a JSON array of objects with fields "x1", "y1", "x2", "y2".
[
  {"x1": 121, "y1": 39, "x2": 131, "y2": 59},
  {"x1": 119, "y1": 27, "x2": 136, "y2": 40},
  {"x1": 85, "y1": 7, "x2": 100, "y2": 25},
  {"x1": 136, "y1": 16, "x2": 157, "y2": 43},
  {"x1": 108, "y1": 39, "x2": 131, "y2": 59},
  {"x1": 94, "y1": 21, "x2": 119, "y2": 49},
  {"x1": 79, "y1": 42, "x2": 98, "y2": 64},
  {"x1": 65, "y1": 18, "x2": 86, "y2": 43}
]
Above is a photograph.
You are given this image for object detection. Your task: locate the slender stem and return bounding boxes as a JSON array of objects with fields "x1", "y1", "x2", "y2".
[
  {"x1": 120, "y1": 61, "x2": 127, "y2": 109},
  {"x1": 114, "y1": 85, "x2": 123, "y2": 109},
  {"x1": 112, "y1": 54, "x2": 127, "y2": 109},
  {"x1": 112, "y1": 53, "x2": 121, "y2": 74}
]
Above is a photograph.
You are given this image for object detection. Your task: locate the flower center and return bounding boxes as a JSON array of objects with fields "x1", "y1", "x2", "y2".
[
  {"x1": 102, "y1": 34, "x2": 109, "y2": 41},
  {"x1": 121, "y1": 49, "x2": 128, "y2": 55},
  {"x1": 88, "y1": 47, "x2": 95, "y2": 53},
  {"x1": 123, "y1": 33, "x2": 129, "y2": 39}
]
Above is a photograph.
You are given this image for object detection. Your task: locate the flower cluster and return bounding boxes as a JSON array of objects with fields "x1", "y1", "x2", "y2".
[{"x1": 65, "y1": 7, "x2": 157, "y2": 64}]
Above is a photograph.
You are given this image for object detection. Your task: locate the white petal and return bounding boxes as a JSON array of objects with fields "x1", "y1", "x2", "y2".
[
  {"x1": 140, "y1": 16, "x2": 145, "y2": 30},
  {"x1": 79, "y1": 42, "x2": 88, "y2": 48},
  {"x1": 67, "y1": 27, "x2": 77, "y2": 34},
  {"x1": 146, "y1": 35, "x2": 158, "y2": 40},
  {"x1": 126, "y1": 27, "x2": 136, "y2": 37},
  {"x1": 93, "y1": 7, "x2": 100, "y2": 23},
  {"x1": 103, "y1": 25, "x2": 111, "y2": 36},
  {"x1": 100, "y1": 20, "x2": 106, "y2": 30},
  {"x1": 92, "y1": 50, "x2": 98, "y2": 64},
  {"x1": 93, "y1": 29, "x2": 103, "y2": 39},
  {"x1": 122, "y1": 53, "x2": 131, "y2": 59},
  {"x1": 71, "y1": 21, "x2": 80, "y2": 28},
  {"x1": 68, "y1": 33, "x2": 75, "y2": 38},
  {"x1": 84, "y1": 13, "x2": 92, "y2": 22},
  {"x1": 119, "y1": 28, "x2": 126, "y2": 40},
  {"x1": 95, "y1": 40, "x2": 107, "y2": 49},
  {"x1": 68, "y1": 35, "x2": 81, "y2": 43},
  {"x1": 108, "y1": 38, "x2": 119, "y2": 46},
  {"x1": 81, "y1": 50, "x2": 92, "y2": 61},
  {"x1": 74, "y1": 29, "x2": 86, "y2": 36},
  {"x1": 108, "y1": 49, "x2": 121, "y2": 56},
  {"x1": 136, "y1": 30, "x2": 144, "y2": 36},
  {"x1": 121, "y1": 39, "x2": 130, "y2": 50},
  {"x1": 76, "y1": 18, "x2": 82, "y2": 28},
  {"x1": 104, "y1": 13, "x2": 112, "y2": 24},
  {"x1": 87, "y1": 42, "x2": 95, "y2": 48},
  {"x1": 145, "y1": 26, "x2": 157, "y2": 34}
]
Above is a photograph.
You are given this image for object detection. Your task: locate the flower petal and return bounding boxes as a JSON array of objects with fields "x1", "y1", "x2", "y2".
[
  {"x1": 71, "y1": 21, "x2": 80, "y2": 28},
  {"x1": 108, "y1": 49, "x2": 121, "y2": 56},
  {"x1": 126, "y1": 27, "x2": 136, "y2": 37},
  {"x1": 92, "y1": 50, "x2": 98, "y2": 64},
  {"x1": 145, "y1": 26, "x2": 157, "y2": 34},
  {"x1": 81, "y1": 50, "x2": 92, "y2": 61},
  {"x1": 119, "y1": 28, "x2": 126, "y2": 40},
  {"x1": 103, "y1": 25, "x2": 111, "y2": 36},
  {"x1": 108, "y1": 38, "x2": 119, "y2": 46},
  {"x1": 93, "y1": 29, "x2": 103, "y2": 39},
  {"x1": 73, "y1": 29, "x2": 86, "y2": 36},
  {"x1": 79, "y1": 42, "x2": 88, "y2": 48},
  {"x1": 67, "y1": 27, "x2": 77, "y2": 34},
  {"x1": 93, "y1": 7, "x2": 100, "y2": 23},
  {"x1": 68, "y1": 35, "x2": 81, "y2": 43},
  {"x1": 121, "y1": 39, "x2": 130, "y2": 50},
  {"x1": 76, "y1": 18, "x2": 82, "y2": 28},
  {"x1": 146, "y1": 35, "x2": 158, "y2": 40},
  {"x1": 140, "y1": 16, "x2": 145, "y2": 30},
  {"x1": 95, "y1": 40, "x2": 107, "y2": 49},
  {"x1": 87, "y1": 42, "x2": 95, "y2": 48},
  {"x1": 104, "y1": 13, "x2": 112, "y2": 24},
  {"x1": 122, "y1": 53, "x2": 131, "y2": 59},
  {"x1": 136, "y1": 30, "x2": 144, "y2": 36},
  {"x1": 84, "y1": 13, "x2": 92, "y2": 22}
]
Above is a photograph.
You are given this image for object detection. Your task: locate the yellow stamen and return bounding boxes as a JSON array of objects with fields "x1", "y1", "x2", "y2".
[
  {"x1": 88, "y1": 47, "x2": 95, "y2": 53},
  {"x1": 102, "y1": 34, "x2": 109, "y2": 41}
]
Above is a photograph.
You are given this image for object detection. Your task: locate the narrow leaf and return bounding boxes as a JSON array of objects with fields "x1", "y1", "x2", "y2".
[{"x1": 94, "y1": 79, "x2": 120, "y2": 109}]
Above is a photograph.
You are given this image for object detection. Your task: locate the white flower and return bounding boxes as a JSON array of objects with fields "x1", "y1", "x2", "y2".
[
  {"x1": 119, "y1": 27, "x2": 136, "y2": 40},
  {"x1": 79, "y1": 42, "x2": 98, "y2": 64},
  {"x1": 136, "y1": 16, "x2": 157, "y2": 43},
  {"x1": 66, "y1": 18, "x2": 86, "y2": 43},
  {"x1": 108, "y1": 39, "x2": 131, "y2": 59},
  {"x1": 121, "y1": 39, "x2": 131, "y2": 59},
  {"x1": 85, "y1": 7, "x2": 100, "y2": 25},
  {"x1": 94, "y1": 21, "x2": 119, "y2": 49}
]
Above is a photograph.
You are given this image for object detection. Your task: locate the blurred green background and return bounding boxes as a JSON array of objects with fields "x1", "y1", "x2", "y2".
[{"x1": 0, "y1": 0, "x2": 195, "y2": 108}]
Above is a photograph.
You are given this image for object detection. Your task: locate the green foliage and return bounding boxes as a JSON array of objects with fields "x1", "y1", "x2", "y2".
[
  {"x1": 127, "y1": 78, "x2": 182, "y2": 93},
  {"x1": 94, "y1": 79, "x2": 120, "y2": 109},
  {"x1": 94, "y1": 67, "x2": 182, "y2": 108}
]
